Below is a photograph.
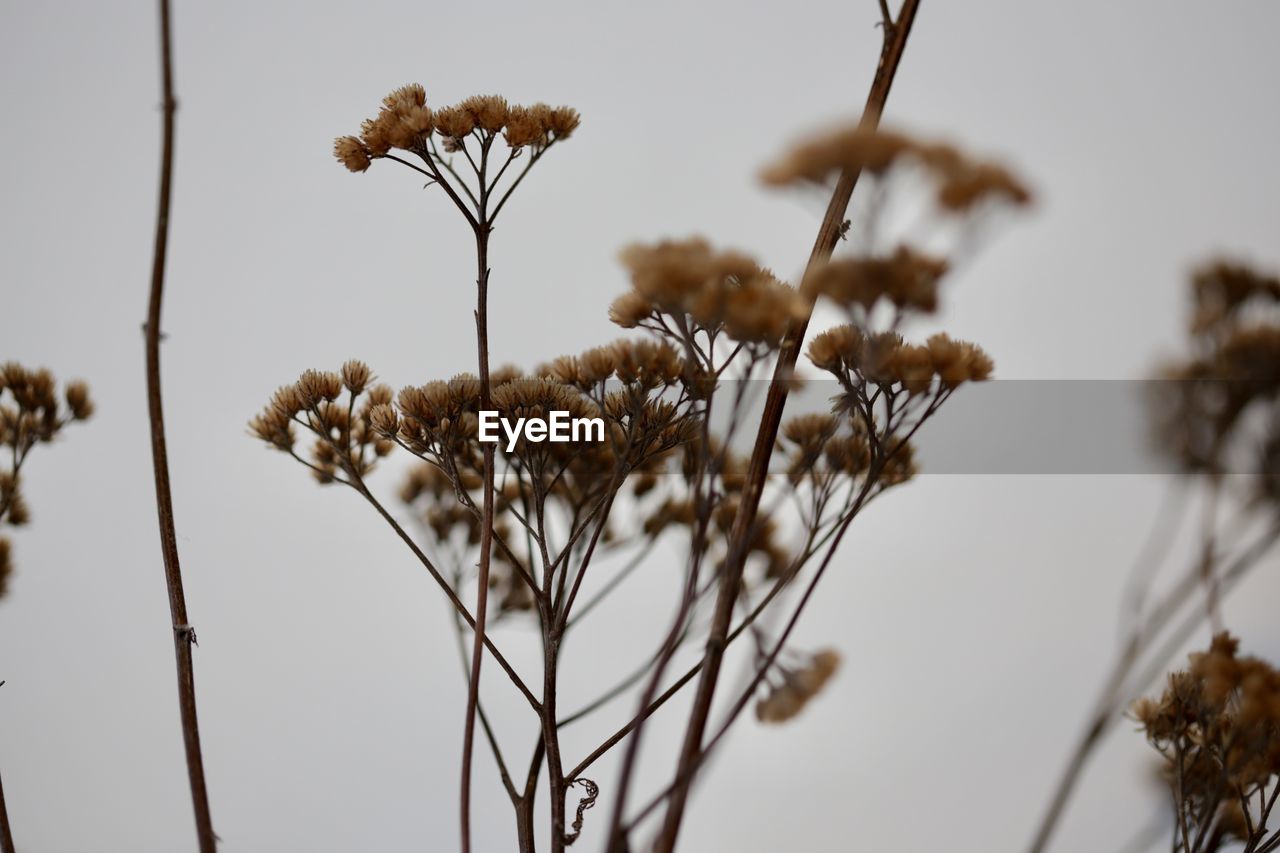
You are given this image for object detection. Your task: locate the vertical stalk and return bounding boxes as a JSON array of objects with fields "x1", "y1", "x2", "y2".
[
  {"x1": 515, "y1": 796, "x2": 537, "y2": 853},
  {"x1": 461, "y1": 225, "x2": 493, "y2": 853},
  {"x1": 651, "y1": 3, "x2": 920, "y2": 850},
  {"x1": 518, "y1": 738, "x2": 546, "y2": 853},
  {"x1": 145, "y1": 1, "x2": 217, "y2": 849},
  {"x1": 0, "y1": 764, "x2": 14, "y2": 853},
  {"x1": 461, "y1": 136, "x2": 495, "y2": 853},
  {"x1": 544, "y1": 634, "x2": 567, "y2": 853}
]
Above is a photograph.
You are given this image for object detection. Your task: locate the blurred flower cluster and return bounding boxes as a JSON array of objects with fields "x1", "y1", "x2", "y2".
[
  {"x1": 1134, "y1": 634, "x2": 1280, "y2": 853},
  {"x1": 0, "y1": 362, "x2": 92, "y2": 598},
  {"x1": 1154, "y1": 261, "x2": 1280, "y2": 503}
]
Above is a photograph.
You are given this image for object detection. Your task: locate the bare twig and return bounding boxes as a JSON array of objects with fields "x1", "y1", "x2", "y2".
[{"x1": 144, "y1": 1, "x2": 216, "y2": 849}]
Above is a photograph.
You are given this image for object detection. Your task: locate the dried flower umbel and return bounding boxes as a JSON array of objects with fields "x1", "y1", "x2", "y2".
[
  {"x1": 1133, "y1": 634, "x2": 1280, "y2": 853},
  {"x1": 0, "y1": 362, "x2": 93, "y2": 598},
  {"x1": 256, "y1": 73, "x2": 1026, "y2": 850}
]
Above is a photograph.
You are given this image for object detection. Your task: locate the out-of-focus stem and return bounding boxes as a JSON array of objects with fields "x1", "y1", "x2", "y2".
[{"x1": 651, "y1": 3, "x2": 921, "y2": 850}]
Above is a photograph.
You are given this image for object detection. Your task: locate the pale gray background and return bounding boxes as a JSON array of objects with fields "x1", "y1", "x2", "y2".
[{"x1": 2, "y1": 1, "x2": 1279, "y2": 851}]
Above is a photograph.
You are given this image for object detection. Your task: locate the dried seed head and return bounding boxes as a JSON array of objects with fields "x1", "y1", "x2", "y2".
[
  {"x1": 546, "y1": 106, "x2": 581, "y2": 140},
  {"x1": 459, "y1": 95, "x2": 509, "y2": 133},
  {"x1": 433, "y1": 106, "x2": 476, "y2": 139},
  {"x1": 297, "y1": 370, "x2": 343, "y2": 405},
  {"x1": 0, "y1": 537, "x2": 10, "y2": 598},
  {"x1": 383, "y1": 84, "x2": 426, "y2": 113},
  {"x1": 782, "y1": 413, "x2": 837, "y2": 448},
  {"x1": 340, "y1": 360, "x2": 372, "y2": 394},
  {"x1": 755, "y1": 649, "x2": 842, "y2": 724},
  {"x1": 937, "y1": 162, "x2": 1032, "y2": 211},
  {"x1": 608, "y1": 292, "x2": 654, "y2": 328},
  {"x1": 761, "y1": 127, "x2": 917, "y2": 185},
  {"x1": 804, "y1": 246, "x2": 948, "y2": 314},
  {"x1": 249, "y1": 411, "x2": 295, "y2": 451},
  {"x1": 579, "y1": 346, "x2": 615, "y2": 384},
  {"x1": 503, "y1": 105, "x2": 547, "y2": 148},
  {"x1": 334, "y1": 136, "x2": 372, "y2": 173},
  {"x1": 1190, "y1": 260, "x2": 1280, "y2": 333},
  {"x1": 365, "y1": 384, "x2": 394, "y2": 407},
  {"x1": 64, "y1": 381, "x2": 93, "y2": 420},
  {"x1": 369, "y1": 404, "x2": 399, "y2": 439},
  {"x1": 6, "y1": 492, "x2": 29, "y2": 526},
  {"x1": 806, "y1": 325, "x2": 864, "y2": 373},
  {"x1": 360, "y1": 115, "x2": 394, "y2": 156}
]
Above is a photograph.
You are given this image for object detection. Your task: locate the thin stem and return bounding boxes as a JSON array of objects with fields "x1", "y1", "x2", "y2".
[
  {"x1": 145, "y1": 2, "x2": 216, "y2": 849},
  {"x1": 651, "y1": 4, "x2": 921, "y2": 850},
  {"x1": 447, "y1": 580, "x2": 518, "y2": 801},
  {"x1": 564, "y1": 521, "x2": 851, "y2": 784},
  {"x1": 563, "y1": 541, "x2": 657, "y2": 632},
  {"x1": 462, "y1": 132, "x2": 496, "y2": 853},
  {"x1": 1025, "y1": 520, "x2": 1280, "y2": 853},
  {"x1": 425, "y1": 138, "x2": 481, "y2": 208},
  {"x1": 559, "y1": 612, "x2": 700, "y2": 728},
  {"x1": 380, "y1": 153, "x2": 441, "y2": 183},
  {"x1": 0, "y1": 761, "x2": 14, "y2": 853},
  {"x1": 603, "y1": 387, "x2": 722, "y2": 849},
  {"x1": 490, "y1": 145, "x2": 551, "y2": 223},
  {"x1": 351, "y1": 479, "x2": 541, "y2": 711},
  {"x1": 624, "y1": 446, "x2": 901, "y2": 834}
]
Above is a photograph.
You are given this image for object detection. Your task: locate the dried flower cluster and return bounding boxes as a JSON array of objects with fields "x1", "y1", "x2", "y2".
[
  {"x1": 755, "y1": 649, "x2": 841, "y2": 723},
  {"x1": 1153, "y1": 260, "x2": 1280, "y2": 500},
  {"x1": 761, "y1": 125, "x2": 1031, "y2": 212},
  {"x1": 333, "y1": 84, "x2": 581, "y2": 214},
  {"x1": 248, "y1": 362, "x2": 396, "y2": 484},
  {"x1": 611, "y1": 238, "x2": 807, "y2": 347},
  {"x1": 1133, "y1": 634, "x2": 1280, "y2": 852},
  {"x1": 809, "y1": 326, "x2": 992, "y2": 392},
  {"x1": 0, "y1": 362, "x2": 92, "y2": 598}
]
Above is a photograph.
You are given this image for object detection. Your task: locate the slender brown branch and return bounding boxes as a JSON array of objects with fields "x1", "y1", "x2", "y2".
[
  {"x1": 145, "y1": 2, "x2": 216, "y2": 849},
  {"x1": 651, "y1": 3, "x2": 921, "y2": 850}
]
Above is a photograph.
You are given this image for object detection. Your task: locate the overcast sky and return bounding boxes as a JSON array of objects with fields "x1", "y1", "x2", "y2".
[{"x1": 3, "y1": 1, "x2": 1280, "y2": 851}]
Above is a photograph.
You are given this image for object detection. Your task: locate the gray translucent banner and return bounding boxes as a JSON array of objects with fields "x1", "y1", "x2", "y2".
[{"x1": 651, "y1": 379, "x2": 1275, "y2": 475}]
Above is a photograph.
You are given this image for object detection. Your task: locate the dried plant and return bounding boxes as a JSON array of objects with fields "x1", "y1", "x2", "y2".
[
  {"x1": 0, "y1": 361, "x2": 93, "y2": 853},
  {"x1": 0, "y1": 362, "x2": 92, "y2": 853},
  {"x1": 249, "y1": 18, "x2": 1033, "y2": 845},
  {"x1": 9, "y1": 3, "x2": 1276, "y2": 852},
  {"x1": 1133, "y1": 634, "x2": 1280, "y2": 853},
  {"x1": 1028, "y1": 259, "x2": 1280, "y2": 853}
]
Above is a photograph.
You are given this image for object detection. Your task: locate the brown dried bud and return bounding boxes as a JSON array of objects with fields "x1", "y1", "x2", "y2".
[{"x1": 334, "y1": 136, "x2": 371, "y2": 173}]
